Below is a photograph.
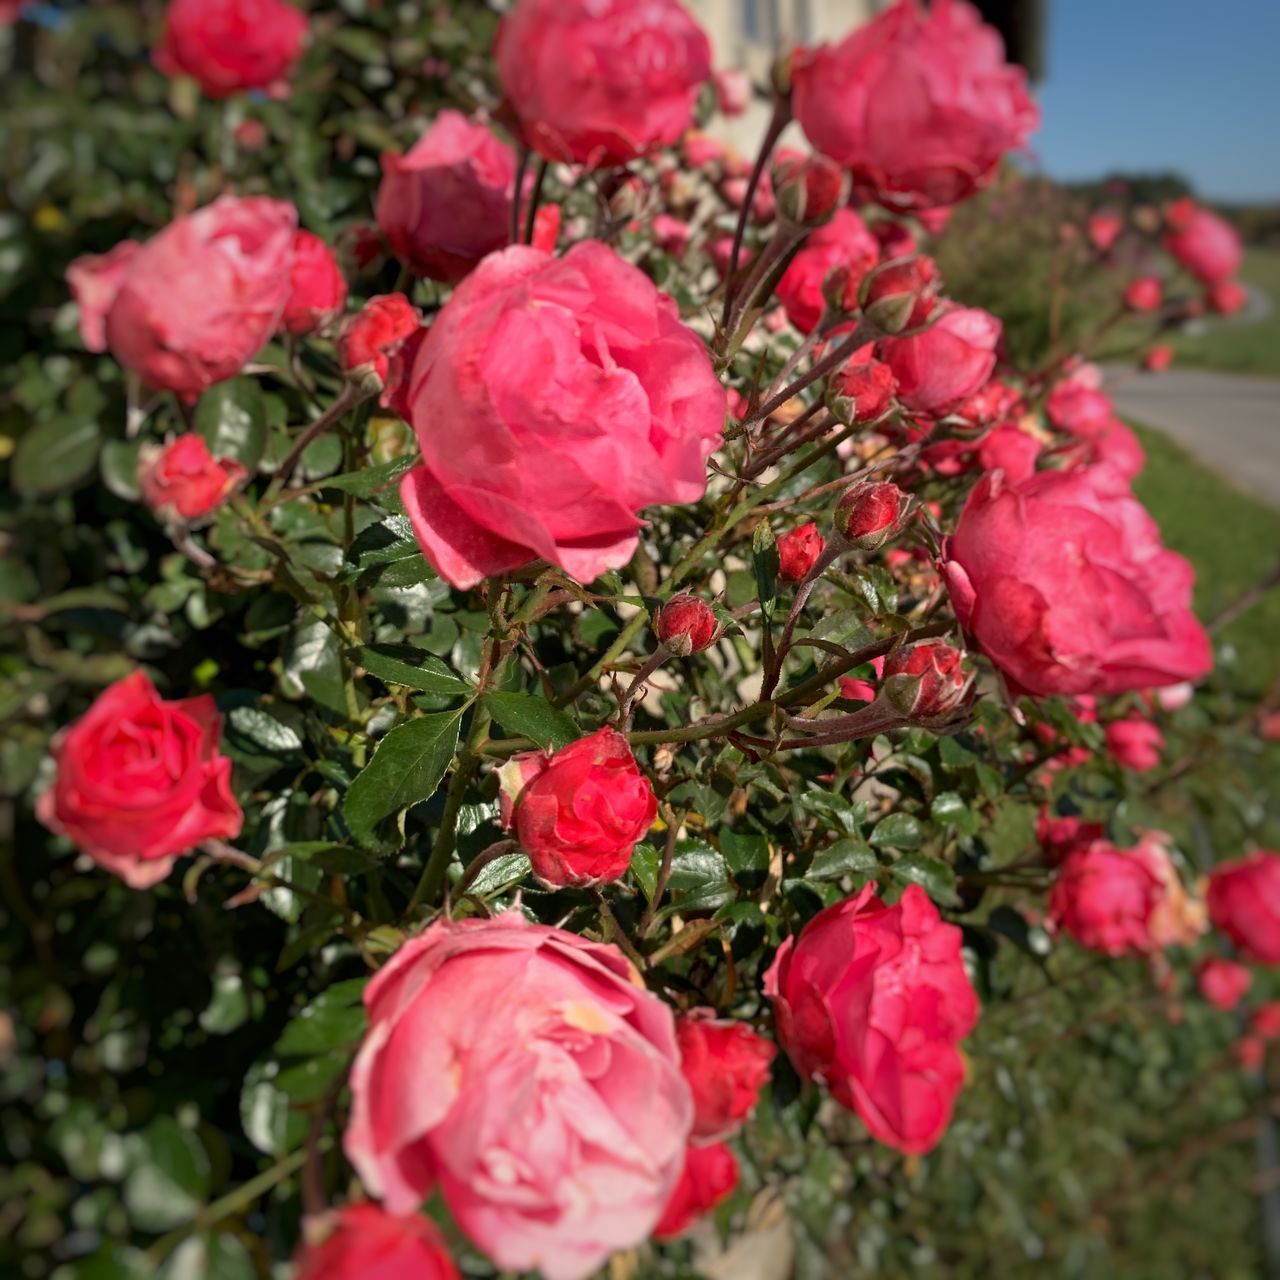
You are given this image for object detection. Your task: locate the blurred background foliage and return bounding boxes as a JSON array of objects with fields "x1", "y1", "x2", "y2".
[{"x1": 2, "y1": 5, "x2": 1280, "y2": 1280}]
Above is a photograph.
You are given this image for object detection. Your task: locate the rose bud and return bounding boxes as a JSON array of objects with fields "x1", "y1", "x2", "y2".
[
  {"x1": 36, "y1": 671, "x2": 242, "y2": 888},
  {"x1": 531, "y1": 203, "x2": 561, "y2": 254},
  {"x1": 714, "y1": 67, "x2": 752, "y2": 117},
  {"x1": 344, "y1": 914, "x2": 693, "y2": 1279},
  {"x1": 1143, "y1": 344, "x2": 1174, "y2": 373},
  {"x1": 766, "y1": 885, "x2": 980, "y2": 1154},
  {"x1": 1163, "y1": 203, "x2": 1243, "y2": 284},
  {"x1": 1207, "y1": 280, "x2": 1248, "y2": 315},
  {"x1": 1251, "y1": 1003, "x2": 1280, "y2": 1042},
  {"x1": 281, "y1": 230, "x2": 347, "y2": 336},
  {"x1": 835, "y1": 480, "x2": 909, "y2": 550},
  {"x1": 827, "y1": 345, "x2": 898, "y2": 424},
  {"x1": 777, "y1": 522, "x2": 826, "y2": 583},
  {"x1": 776, "y1": 209, "x2": 879, "y2": 333},
  {"x1": 1087, "y1": 211, "x2": 1123, "y2": 253},
  {"x1": 652, "y1": 1143, "x2": 739, "y2": 1240},
  {"x1": 1196, "y1": 958, "x2": 1253, "y2": 1012},
  {"x1": 881, "y1": 640, "x2": 970, "y2": 719},
  {"x1": 772, "y1": 151, "x2": 849, "y2": 227},
  {"x1": 293, "y1": 1204, "x2": 459, "y2": 1280},
  {"x1": 878, "y1": 303, "x2": 1001, "y2": 417},
  {"x1": 155, "y1": 0, "x2": 308, "y2": 100},
  {"x1": 1036, "y1": 808, "x2": 1106, "y2": 866},
  {"x1": 675, "y1": 1010, "x2": 774, "y2": 1142},
  {"x1": 1206, "y1": 850, "x2": 1280, "y2": 964},
  {"x1": 655, "y1": 594, "x2": 719, "y2": 655},
  {"x1": 860, "y1": 255, "x2": 941, "y2": 334},
  {"x1": 1237, "y1": 1036, "x2": 1266, "y2": 1072},
  {"x1": 338, "y1": 293, "x2": 422, "y2": 396},
  {"x1": 138, "y1": 434, "x2": 247, "y2": 524},
  {"x1": 497, "y1": 728, "x2": 658, "y2": 888},
  {"x1": 495, "y1": 0, "x2": 712, "y2": 168},
  {"x1": 376, "y1": 111, "x2": 518, "y2": 284},
  {"x1": 682, "y1": 130, "x2": 725, "y2": 170},
  {"x1": 1104, "y1": 716, "x2": 1164, "y2": 772},
  {"x1": 1123, "y1": 275, "x2": 1163, "y2": 313}
]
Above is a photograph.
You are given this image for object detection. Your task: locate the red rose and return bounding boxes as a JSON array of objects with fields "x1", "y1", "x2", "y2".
[
  {"x1": 338, "y1": 294, "x2": 422, "y2": 392},
  {"x1": 376, "y1": 111, "x2": 517, "y2": 284},
  {"x1": 861, "y1": 255, "x2": 942, "y2": 334},
  {"x1": 776, "y1": 209, "x2": 879, "y2": 334},
  {"x1": 828, "y1": 345, "x2": 898, "y2": 424},
  {"x1": 1124, "y1": 276, "x2": 1163, "y2": 312},
  {"x1": 495, "y1": 0, "x2": 711, "y2": 167},
  {"x1": 835, "y1": 480, "x2": 908, "y2": 550},
  {"x1": 498, "y1": 728, "x2": 657, "y2": 887},
  {"x1": 1207, "y1": 851, "x2": 1280, "y2": 965},
  {"x1": 1036, "y1": 808, "x2": 1106, "y2": 866},
  {"x1": 1164, "y1": 205, "x2": 1242, "y2": 284},
  {"x1": 1105, "y1": 716, "x2": 1164, "y2": 772},
  {"x1": 878, "y1": 304, "x2": 1001, "y2": 418},
  {"x1": 398, "y1": 243, "x2": 724, "y2": 589},
  {"x1": 652, "y1": 1142, "x2": 739, "y2": 1240},
  {"x1": 772, "y1": 152, "x2": 849, "y2": 228},
  {"x1": 87, "y1": 195, "x2": 296, "y2": 400},
  {"x1": 765, "y1": 884, "x2": 980, "y2": 1154},
  {"x1": 1250, "y1": 1002, "x2": 1280, "y2": 1041},
  {"x1": 944, "y1": 465, "x2": 1212, "y2": 696},
  {"x1": 1237, "y1": 1036, "x2": 1266, "y2": 1071},
  {"x1": 1207, "y1": 280, "x2": 1247, "y2": 315},
  {"x1": 793, "y1": 0, "x2": 1038, "y2": 211},
  {"x1": 1087, "y1": 211, "x2": 1123, "y2": 253},
  {"x1": 281, "y1": 230, "x2": 347, "y2": 336},
  {"x1": 976, "y1": 423, "x2": 1041, "y2": 480},
  {"x1": 293, "y1": 1204, "x2": 459, "y2": 1280},
  {"x1": 675, "y1": 1010, "x2": 774, "y2": 1142},
  {"x1": 1143, "y1": 344, "x2": 1174, "y2": 373},
  {"x1": 655, "y1": 594, "x2": 719, "y2": 655},
  {"x1": 777, "y1": 522, "x2": 827, "y2": 583},
  {"x1": 36, "y1": 672, "x2": 242, "y2": 889},
  {"x1": 881, "y1": 640, "x2": 970, "y2": 719},
  {"x1": 155, "y1": 0, "x2": 307, "y2": 100},
  {"x1": 1196, "y1": 958, "x2": 1252, "y2": 1012},
  {"x1": 138, "y1": 435, "x2": 247, "y2": 523}
]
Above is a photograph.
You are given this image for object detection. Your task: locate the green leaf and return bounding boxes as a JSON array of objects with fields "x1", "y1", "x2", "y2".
[
  {"x1": 224, "y1": 705, "x2": 303, "y2": 756},
  {"x1": 808, "y1": 837, "x2": 878, "y2": 882},
  {"x1": 869, "y1": 812, "x2": 922, "y2": 850},
  {"x1": 344, "y1": 711, "x2": 463, "y2": 846},
  {"x1": 274, "y1": 977, "x2": 368, "y2": 1057},
  {"x1": 322, "y1": 455, "x2": 415, "y2": 497},
  {"x1": 890, "y1": 852, "x2": 959, "y2": 905},
  {"x1": 12, "y1": 416, "x2": 102, "y2": 495},
  {"x1": 281, "y1": 618, "x2": 347, "y2": 715},
  {"x1": 159, "y1": 1235, "x2": 255, "y2": 1280},
  {"x1": 353, "y1": 643, "x2": 472, "y2": 695},
  {"x1": 806, "y1": 609, "x2": 876, "y2": 651},
  {"x1": 123, "y1": 1118, "x2": 210, "y2": 1232},
  {"x1": 630, "y1": 842, "x2": 661, "y2": 902},
  {"x1": 483, "y1": 691, "x2": 579, "y2": 750},
  {"x1": 100, "y1": 437, "x2": 144, "y2": 501},
  {"x1": 466, "y1": 851, "x2": 532, "y2": 898},
  {"x1": 240, "y1": 1059, "x2": 308, "y2": 1156},
  {"x1": 344, "y1": 515, "x2": 428, "y2": 575},
  {"x1": 988, "y1": 904, "x2": 1054, "y2": 956},
  {"x1": 931, "y1": 790, "x2": 979, "y2": 834},
  {"x1": 663, "y1": 839, "x2": 734, "y2": 914},
  {"x1": 752, "y1": 521, "x2": 779, "y2": 609},
  {"x1": 720, "y1": 828, "x2": 770, "y2": 879},
  {"x1": 194, "y1": 378, "x2": 267, "y2": 469}
]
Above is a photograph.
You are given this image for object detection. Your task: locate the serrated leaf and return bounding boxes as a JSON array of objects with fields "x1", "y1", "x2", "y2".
[
  {"x1": 483, "y1": 691, "x2": 578, "y2": 750},
  {"x1": 353, "y1": 644, "x2": 472, "y2": 695},
  {"x1": 344, "y1": 712, "x2": 462, "y2": 846},
  {"x1": 466, "y1": 851, "x2": 532, "y2": 898},
  {"x1": 274, "y1": 978, "x2": 368, "y2": 1057},
  {"x1": 890, "y1": 852, "x2": 959, "y2": 904},
  {"x1": 663, "y1": 839, "x2": 734, "y2": 914},
  {"x1": 195, "y1": 378, "x2": 266, "y2": 470},
  {"x1": 720, "y1": 828, "x2": 770, "y2": 879},
  {"x1": 805, "y1": 609, "x2": 876, "y2": 650},
  {"x1": 808, "y1": 837, "x2": 878, "y2": 882},
  {"x1": 869, "y1": 812, "x2": 922, "y2": 850},
  {"x1": 630, "y1": 842, "x2": 660, "y2": 902},
  {"x1": 344, "y1": 515, "x2": 427, "y2": 574},
  {"x1": 321, "y1": 455, "x2": 415, "y2": 497},
  {"x1": 225, "y1": 705, "x2": 303, "y2": 755},
  {"x1": 12, "y1": 416, "x2": 102, "y2": 495},
  {"x1": 752, "y1": 521, "x2": 779, "y2": 609}
]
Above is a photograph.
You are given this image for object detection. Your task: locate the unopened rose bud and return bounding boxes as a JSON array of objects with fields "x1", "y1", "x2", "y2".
[
  {"x1": 771, "y1": 47, "x2": 794, "y2": 98},
  {"x1": 835, "y1": 480, "x2": 909, "y2": 550},
  {"x1": 860, "y1": 255, "x2": 941, "y2": 334},
  {"x1": 777, "y1": 522, "x2": 826, "y2": 583},
  {"x1": 881, "y1": 641, "x2": 970, "y2": 718},
  {"x1": 338, "y1": 293, "x2": 422, "y2": 397},
  {"x1": 1207, "y1": 280, "x2": 1247, "y2": 315},
  {"x1": 714, "y1": 68, "x2": 753, "y2": 118},
  {"x1": 1123, "y1": 276, "x2": 1162, "y2": 313},
  {"x1": 827, "y1": 346, "x2": 898, "y2": 425},
  {"x1": 1143, "y1": 344, "x2": 1174, "y2": 373},
  {"x1": 655, "y1": 594, "x2": 718, "y2": 655},
  {"x1": 772, "y1": 153, "x2": 848, "y2": 227},
  {"x1": 820, "y1": 262, "x2": 862, "y2": 317}
]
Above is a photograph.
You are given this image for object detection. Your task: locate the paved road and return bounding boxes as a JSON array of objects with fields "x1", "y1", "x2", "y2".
[{"x1": 1104, "y1": 366, "x2": 1280, "y2": 506}]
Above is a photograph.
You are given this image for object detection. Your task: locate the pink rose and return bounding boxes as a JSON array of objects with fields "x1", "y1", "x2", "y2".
[
  {"x1": 398, "y1": 242, "x2": 725, "y2": 588},
  {"x1": 1124, "y1": 276, "x2": 1163, "y2": 312},
  {"x1": 96, "y1": 195, "x2": 296, "y2": 399},
  {"x1": 1105, "y1": 716, "x2": 1164, "y2": 772},
  {"x1": 36, "y1": 672, "x2": 242, "y2": 888},
  {"x1": 1251, "y1": 1003, "x2": 1280, "y2": 1041},
  {"x1": 676, "y1": 1010, "x2": 774, "y2": 1142},
  {"x1": 138, "y1": 434, "x2": 247, "y2": 523},
  {"x1": 714, "y1": 67, "x2": 752, "y2": 117},
  {"x1": 976, "y1": 423, "x2": 1041, "y2": 480},
  {"x1": 1207, "y1": 851, "x2": 1280, "y2": 965},
  {"x1": 1036, "y1": 808, "x2": 1106, "y2": 866},
  {"x1": 344, "y1": 914, "x2": 692, "y2": 1280},
  {"x1": 376, "y1": 112, "x2": 517, "y2": 283},
  {"x1": 338, "y1": 294, "x2": 423, "y2": 393},
  {"x1": 495, "y1": 0, "x2": 711, "y2": 167},
  {"x1": 944, "y1": 465, "x2": 1212, "y2": 696},
  {"x1": 1164, "y1": 205, "x2": 1243, "y2": 284},
  {"x1": 652, "y1": 1143, "x2": 739, "y2": 1239},
  {"x1": 1196, "y1": 958, "x2": 1252, "y2": 1012},
  {"x1": 653, "y1": 213, "x2": 693, "y2": 258},
  {"x1": 777, "y1": 522, "x2": 826, "y2": 583},
  {"x1": 765, "y1": 884, "x2": 980, "y2": 1154},
  {"x1": 66, "y1": 241, "x2": 141, "y2": 352},
  {"x1": 498, "y1": 728, "x2": 657, "y2": 887},
  {"x1": 878, "y1": 305, "x2": 1001, "y2": 417},
  {"x1": 293, "y1": 1204, "x2": 458, "y2": 1280},
  {"x1": 1087, "y1": 211, "x2": 1123, "y2": 253},
  {"x1": 835, "y1": 479, "x2": 909, "y2": 549},
  {"x1": 1207, "y1": 280, "x2": 1248, "y2": 315},
  {"x1": 1143, "y1": 344, "x2": 1175, "y2": 373},
  {"x1": 281, "y1": 230, "x2": 348, "y2": 336},
  {"x1": 155, "y1": 0, "x2": 307, "y2": 100},
  {"x1": 861, "y1": 254, "x2": 942, "y2": 333},
  {"x1": 681, "y1": 131, "x2": 725, "y2": 170},
  {"x1": 793, "y1": 0, "x2": 1039, "y2": 211},
  {"x1": 776, "y1": 208, "x2": 878, "y2": 333}
]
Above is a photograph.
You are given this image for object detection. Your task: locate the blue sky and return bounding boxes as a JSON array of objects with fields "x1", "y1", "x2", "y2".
[{"x1": 1032, "y1": 0, "x2": 1280, "y2": 202}]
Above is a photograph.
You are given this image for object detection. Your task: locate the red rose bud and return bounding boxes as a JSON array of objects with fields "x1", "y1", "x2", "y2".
[
  {"x1": 281, "y1": 230, "x2": 348, "y2": 336},
  {"x1": 1036, "y1": 808, "x2": 1106, "y2": 866},
  {"x1": 860, "y1": 254, "x2": 941, "y2": 334},
  {"x1": 1087, "y1": 210, "x2": 1123, "y2": 253},
  {"x1": 294, "y1": 1203, "x2": 459, "y2": 1280},
  {"x1": 138, "y1": 434, "x2": 246, "y2": 524},
  {"x1": 676, "y1": 1010, "x2": 774, "y2": 1142},
  {"x1": 338, "y1": 293, "x2": 422, "y2": 396},
  {"x1": 772, "y1": 151, "x2": 849, "y2": 226},
  {"x1": 655, "y1": 594, "x2": 718, "y2": 655},
  {"x1": 1196, "y1": 958, "x2": 1252, "y2": 1012},
  {"x1": 1105, "y1": 716, "x2": 1164, "y2": 772},
  {"x1": 835, "y1": 480, "x2": 908, "y2": 550},
  {"x1": 652, "y1": 1143, "x2": 740, "y2": 1240},
  {"x1": 776, "y1": 522, "x2": 826, "y2": 583},
  {"x1": 1143, "y1": 344, "x2": 1174, "y2": 373},
  {"x1": 1207, "y1": 279, "x2": 1247, "y2": 315},
  {"x1": 1207, "y1": 850, "x2": 1280, "y2": 965},
  {"x1": 881, "y1": 640, "x2": 970, "y2": 719},
  {"x1": 1123, "y1": 275, "x2": 1163, "y2": 313},
  {"x1": 1251, "y1": 1002, "x2": 1280, "y2": 1043},
  {"x1": 827, "y1": 344, "x2": 898, "y2": 424},
  {"x1": 497, "y1": 728, "x2": 658, "y2": 888}
]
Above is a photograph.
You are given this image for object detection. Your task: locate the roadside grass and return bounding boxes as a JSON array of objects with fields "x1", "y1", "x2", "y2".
[
  {"x1": 1171, "y1": 248, "x2": 1280, "y2": 376},
  {"x1": 1130, "y1": 421, "x2": 1280, "y2": 694}
]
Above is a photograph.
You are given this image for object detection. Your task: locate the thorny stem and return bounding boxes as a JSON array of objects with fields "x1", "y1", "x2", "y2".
[
  {"x1": 523, "y1": 156, "x2": 550, "y2": 245},
  {"x1": 271, "y1": 383, "x2": 366, "y2": 489}
]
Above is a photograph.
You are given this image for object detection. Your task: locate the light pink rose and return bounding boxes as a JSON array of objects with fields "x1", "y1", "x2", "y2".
[
  {"x1": 344, "y1": 913, "x2": 692, "y2": 1280},
  {"x1": 878, "y1": 304, "x2": 1001, "y2": 418},
  {"x1": 398, "y1": 241, "x2": 725, "y2": 588}
]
